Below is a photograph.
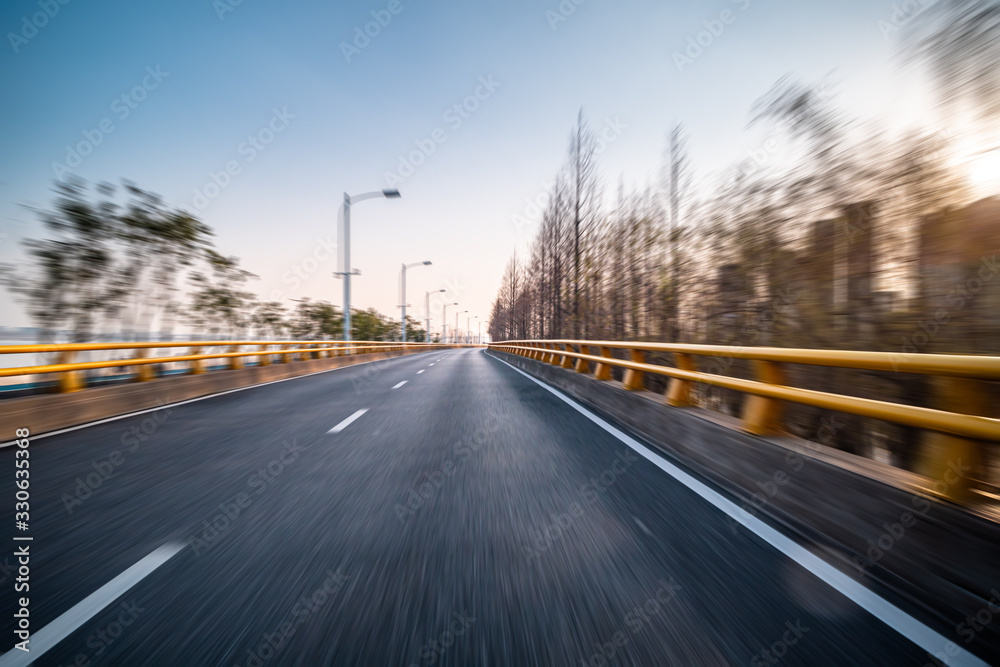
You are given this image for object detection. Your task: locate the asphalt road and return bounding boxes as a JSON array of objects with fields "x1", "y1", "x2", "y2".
[{"x1": 0, "y1": 348, "x2": 977, "y2": 665}]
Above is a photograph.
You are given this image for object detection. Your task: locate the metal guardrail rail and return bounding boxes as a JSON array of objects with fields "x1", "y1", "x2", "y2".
[
  {"x1": 0, "y1": 340, "x2": 460, "y2": 393},
  {"x1": 488, "y1": 339, "x2": 1000, "y2": 503}
]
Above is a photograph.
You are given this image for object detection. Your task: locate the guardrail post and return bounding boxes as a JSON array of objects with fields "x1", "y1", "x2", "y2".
[
  {"x1": 919, "y1": 377, "x2": 986, "y2": 504},
  {"x1": 594, "y1": 347, "x2": 613, "y2": 381},
  {"x1": 741, "y1": 360, "x2": 785, "y2": 436},
  {"x1": 665, "y1": 353, "x2": 695, "y2": 406},
  {"x1": 546, "y1": 344, "x2": 560, "y2": 365},
  {"x1": 57, "y1": 350, "x2": 83, "y2": 393},
  {"x1": 280, "y1": 344, "x2": 292, "y2": 364},
  {"x1": 622, "y1": 349, "x2": 646, "y2": 391},
  {"x1": 229, "y1": 344, "x2": 244, "y2": 370},
  {"x1": 574, "y1": 345, "x2": 591, "y2": 374},
  {"x1": 560, "y1": 344, "x2": 574, "y2": 369},
  {"x1": 259, "y1": 344, "x2": 271, "y2": 366},
  {"x1": 134, "y1": 348, "x2": 154, "y2": 382},
  {"x1": 189, "y1": 346, "x2": 204, "y2": 375}
]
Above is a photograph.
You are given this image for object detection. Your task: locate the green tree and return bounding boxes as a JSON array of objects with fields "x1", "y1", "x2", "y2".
[{"x1": 187, "y1": 251, "x2": 258, "y2": 338}]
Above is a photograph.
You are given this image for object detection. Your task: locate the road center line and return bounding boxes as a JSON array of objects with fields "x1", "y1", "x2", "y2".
[
  {"x1": 416, "y1": 370, "x2": 425, "y2": 374},
  {"x1": 0, "y1": 542, "x2": 185, "y2": 667},
  {"x1": 392, "y1": 381, "x2": 407, "y2": 389},
  {"x1": 489, "y1": 354, "x2": 989, "y2": 667},
  {"x1": 328, "y1": 409, "x2": 368, "y2": 434}
]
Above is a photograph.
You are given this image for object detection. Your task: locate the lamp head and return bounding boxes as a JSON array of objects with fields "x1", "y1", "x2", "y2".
[{"x1": 382, "y1": 189, "x2": 401, "y2": 198}]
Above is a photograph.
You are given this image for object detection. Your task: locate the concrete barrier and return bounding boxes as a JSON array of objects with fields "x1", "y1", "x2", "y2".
[
  {"x1": 0, "y1": 348, "x2": 434, "y2": 439},
  {"x1": 488, "y1": 349, "x2": 1000, "y2": 662}
]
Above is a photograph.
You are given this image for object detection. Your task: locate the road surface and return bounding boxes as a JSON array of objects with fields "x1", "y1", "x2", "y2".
[{"x1": 0, "y1": 348, "x2": 968, "y2": 665}]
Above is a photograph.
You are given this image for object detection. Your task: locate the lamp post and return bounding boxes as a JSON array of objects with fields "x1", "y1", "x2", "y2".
[
  {"x1": 338, "y1": 188, "x2": 401, "y2": 342},
  {"x1": 469, "y1": 316, "x2": 478, "y2": 344},
  {"x1": 426, "y1": 289, "x2": 445, "y2": 344},
  {"x1": 454, "y1": 310, "x2": 467, "y2": 344},
  {"x1": 442, "y1": 302, "x2": 458, "y2": 345},
  {"x1": 400, "y1": 260, "x2": 431, "y2": 343},
  {"x1": 478, "y1": 319, "x2": 485, "y2": 344}
]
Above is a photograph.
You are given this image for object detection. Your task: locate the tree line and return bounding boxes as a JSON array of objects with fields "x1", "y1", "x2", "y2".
[
  {"x1": 487, "y1": 0, "x2": 998, "y2": 349},
  {"x1": 1, "y1": 178, "x2": 426, "y2": 343},
  {"x1": 486, "y1": 0, "x2": 1000, "y2": 468}
]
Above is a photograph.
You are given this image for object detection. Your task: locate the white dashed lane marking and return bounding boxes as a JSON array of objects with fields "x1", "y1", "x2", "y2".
[{"x1": 328, "y1": 409, "x2": 368, "y2": 434}]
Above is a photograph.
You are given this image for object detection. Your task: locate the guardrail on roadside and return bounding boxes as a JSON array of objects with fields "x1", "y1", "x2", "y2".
[
  {"x1": 0, "y1": 340, "x2": 460, "y2": 393},
  {"x1": 488, "y1": 339, "x2": 1000, "y2": 503}
]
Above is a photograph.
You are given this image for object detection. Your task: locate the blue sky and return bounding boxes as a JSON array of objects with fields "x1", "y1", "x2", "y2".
[{"x1": 0, "y1": 0, "x2": 935, "y2": 334}]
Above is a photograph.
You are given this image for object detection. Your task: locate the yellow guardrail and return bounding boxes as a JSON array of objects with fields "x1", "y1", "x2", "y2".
[
  {"x1": 0, "y1": 340, "x2": 458, "y2": 393},
  {"x1": 488, "y1": 339, "x2": 1000, "y2": 503}
]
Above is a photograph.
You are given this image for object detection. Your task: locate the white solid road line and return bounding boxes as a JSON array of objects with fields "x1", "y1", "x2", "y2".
[
  {"x1": 416, "y1": 370, "x2": 425, "y2": 374},
  {"x1": 0, "y1": 542, "x2": 185, "y2": 667},
  {"x1": 328, "y1": 409, "x2": 368, "y2": 434},
  {"x1": 490, "y1": 354, "x2": 988, "y2": 667},
  {"x1": 392, "y1": 381, "x2": 408, "y2": 389}
]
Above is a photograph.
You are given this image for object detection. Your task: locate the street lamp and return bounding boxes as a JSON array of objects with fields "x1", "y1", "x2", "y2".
[
  {"x1": 469, "y1": 316, "x2": 478, "y2": 344},
  {"x1": 426, "y1": 289, "x2": 445, "y2": 344},
  {"x1": 442, "y1": 302, "x2": 458, "y2": 345},
  {"x1": 400, "y1": 260, "x2": 431, "y2": 343},
  {"x1": 454, "y1": 310, "x2": 467, "y2": 344},
  {"x1": 337, "y1": 188, "x2": 401, "y2": 341}
]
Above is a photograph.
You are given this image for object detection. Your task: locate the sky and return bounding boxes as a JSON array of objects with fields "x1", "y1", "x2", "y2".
[{"x1": 0, "y1": 0, "x2": 939, "y2": 336}]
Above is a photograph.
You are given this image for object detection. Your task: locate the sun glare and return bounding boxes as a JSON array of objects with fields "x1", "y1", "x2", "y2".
[{"x1": 967, "y1": 147, "x2": 1000, "y2": 195}]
